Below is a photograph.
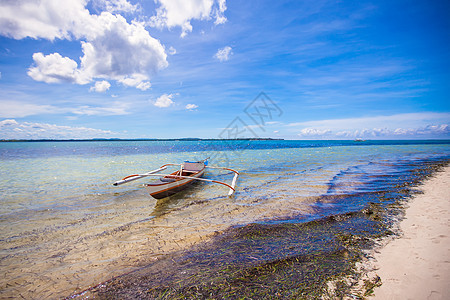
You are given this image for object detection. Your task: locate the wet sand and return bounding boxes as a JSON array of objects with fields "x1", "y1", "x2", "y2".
[{"x1": 370, "y1": 165, "x2": 450, "y2": 299}]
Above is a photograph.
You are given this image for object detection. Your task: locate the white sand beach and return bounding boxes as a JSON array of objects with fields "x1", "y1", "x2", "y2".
[{"x1": 370, "y1": 165, "x2": 450, "y2": 299}]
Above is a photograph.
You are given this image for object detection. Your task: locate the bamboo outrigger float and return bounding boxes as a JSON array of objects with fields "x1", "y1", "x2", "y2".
[{"x1": 113, "y1": 158, "x2": 239, "y2": 199}]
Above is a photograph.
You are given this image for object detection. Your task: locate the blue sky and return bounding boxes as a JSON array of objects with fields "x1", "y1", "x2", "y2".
[{"x1": 0, "y1": 0, "x2": 449, "y2": 140}]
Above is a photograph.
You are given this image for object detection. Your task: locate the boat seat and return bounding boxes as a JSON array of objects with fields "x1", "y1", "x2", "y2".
[
  {"x1": 183, "y1": 162, "x2": 203, "y2": 172},
  {"x1": 160, "y1": 177, "x2": 176, "y2": 183}
]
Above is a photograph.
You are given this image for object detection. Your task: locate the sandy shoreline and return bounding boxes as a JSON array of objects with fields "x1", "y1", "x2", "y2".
[{"x1": 368, "y1": 165, "x2": 450, "y2": 299}]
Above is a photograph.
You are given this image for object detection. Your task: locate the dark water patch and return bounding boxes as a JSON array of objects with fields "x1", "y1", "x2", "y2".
[
  {"x1": 326, "y1": 160, "x2": 420, "y2": 195},
  {"x1": 317, "y1": 158, "x2": 449, "y2": 218}
]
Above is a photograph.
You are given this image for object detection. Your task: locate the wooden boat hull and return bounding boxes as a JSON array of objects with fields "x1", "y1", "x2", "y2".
[
  {"x1": 145, "y1": 168, "x2": 205, "y2": 199},
  {"x1": 113, "y1": 158, "x2": 238, "y2": 198}
]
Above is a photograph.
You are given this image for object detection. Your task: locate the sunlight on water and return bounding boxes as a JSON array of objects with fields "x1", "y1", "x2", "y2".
[{"x1": 0, "y1": 141, "x2": 449, "y2": 298}]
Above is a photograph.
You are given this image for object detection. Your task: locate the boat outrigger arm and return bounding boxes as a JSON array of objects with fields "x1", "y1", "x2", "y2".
[{"x1": 113, "y1": 163, "x2": 239, "y2": 196}]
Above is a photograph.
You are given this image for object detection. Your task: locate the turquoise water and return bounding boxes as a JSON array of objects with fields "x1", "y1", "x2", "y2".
[{"x1": 0, "y1": 140, "x2": 449, "y2": 298}]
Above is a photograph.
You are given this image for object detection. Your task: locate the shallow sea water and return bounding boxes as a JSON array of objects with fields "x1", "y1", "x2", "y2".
[{"x1": 0, "y1": 140, "x2": 449, "y2": 298}]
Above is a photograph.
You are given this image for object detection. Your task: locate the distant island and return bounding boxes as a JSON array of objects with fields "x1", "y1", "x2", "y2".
[{"x1": 0, "y1": 138, "x2": 284, "y2": 142}]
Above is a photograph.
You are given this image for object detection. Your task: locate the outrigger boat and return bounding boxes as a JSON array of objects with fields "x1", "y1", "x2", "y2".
[{"x1": 113, "y1": 158, "x2": 239, "y2": 199}]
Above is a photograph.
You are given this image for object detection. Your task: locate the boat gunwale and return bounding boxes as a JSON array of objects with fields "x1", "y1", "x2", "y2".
[
  {"x1": 145, "y1": 167, "x2": 205, "y2": 187},
  {"x1": 113, "y1": 157, "x2": 238, "y2": 198},
  {"x1": 145, "y1": 168, "x2": 205, "y2": 198}
]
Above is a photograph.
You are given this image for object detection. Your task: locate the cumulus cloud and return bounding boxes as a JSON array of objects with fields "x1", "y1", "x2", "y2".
[
  {"x1": 422, "y1": 124, "x2": 449, "y2": 134},
  {"x1": 298, "y1": 128, "x2": 332, "y2": 137},
  {"x1": 149, "y1": 0, "x2": 227, "y2": 37},
  {"x1": 0, "y1": 119, "x2": 18, "y2": 127},
  {"x1": 153, "y1": 93, "x2": 175, "y2": 108},
  {"x1": 0, "y1": 0, "x2": 90, "y2": 40},
  {"x1": 214, "y1": 46, "x2": 232, "y2": 62},
  {"x1": 101, "y1": 0, "x2": 139, "y2": 13},
  {"x1": 117, "y1": 74, "x2": 152, "y2": 91},
  {"x1": 28, "y1": 52, "x2": 88, "y2": 84},
  {"x1": 0, "y1": 119, "x2": 117, "y2": 140},
  {"x1": 185, "y1": 103, "x2": 198, "y2": 110},
  {"x1": 214, "y1": 0, "x2": 227, "y2": 25},
  {"x1": 0, "y1": 0, "x2": 168, "y2": 90},
  {"x1": 290, "y1": 113, "x2": 450, "y2": 139},
  {"x1": 78, "y1": 13, "x2": 167, "y2": 88},
  {"x1": 297, "y1": 125, "x2": 449, "y2": 139},
  {"x1": 90, "y1": 80, "x2": 111, "y2": 92},
  {"x1": 392, "y1": 124, "x2": 449, "y2": 137}
]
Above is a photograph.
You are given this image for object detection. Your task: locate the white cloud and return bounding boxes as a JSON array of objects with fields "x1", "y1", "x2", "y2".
[
  {"x1": 298, "y1": 128, "x2": 331, "y2": 137},
  {"x1": 0, "y1": 119, "x2": 19, "y2": 127},
  {"x1": 288, "y1": 113, "x2": 450, "y2": 130},
  {"x1": 154, "y1": 93, "x2": 175, "y2": 108},
  {"x1": 297, "y1": 125, "x2": 450, "y2": 139},
  {"x1": 78, "y1": 13, "x2": 167, "y2": 88},
  {"x1": 71, "y1": 102, "x2": 130, "y2": 116},
  {"x1": 422, "y1": 124, "x2": 449, "y2": 134},
  {"x1": 168, "y1": 46, "x2": 177, "y2": 55},
  {"x1": 90, "y1": 80, "x2": 111, "y2": 92},
  {"x1": 149, "y1": 0, "x2": 227, "y2": 37},
  {"x1": 0, "y1": 0, "x2": 168, "y2": 90},
  {"x1": 0, "y1": 119, "x2": 118, "y2": 140},
  {"x1": 136, "y1": 82, "x2": 152, "y2": 91},
  {"x1": 214, "y1": 0, "x2": 227, "y2": 25},
  {"x1": 118, "y1": 74, "x2": 152, "y2": 91},
  {"x1": 289, "y1": 112, "x2": 450, "y2": 139},
  {"x1": 391, "y1": 124, "x2": 449, "y2": 137},
  {"x1": 101, "y1": 0, "x2": 139, "y2": 13},
  {"x1": 0, "y1": 0, "x2": 90, "y2": 40},
  {"x1": 185, "y1": 103, "x2": 198, "y2": 110},
  {"x1": 0, "y1": 100, "x2": 59, "y2": 118},
  {"x1": 0, "y1": 99, "x2": 129, "y2": 118},
  {"x1": 214, "y1": 46, "x2": 232, "y2": 62},
  {"x1": 28, "y1": 52, "x2": 88, "y2": 84}
]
